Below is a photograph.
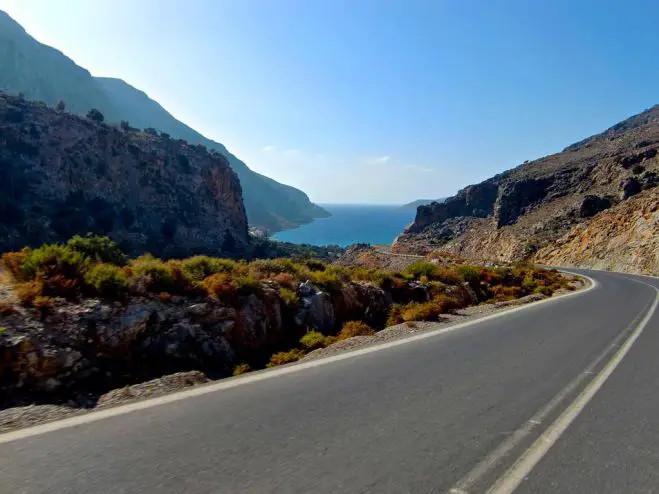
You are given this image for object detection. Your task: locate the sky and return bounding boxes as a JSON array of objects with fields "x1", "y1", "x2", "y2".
[{"x1": 2, "y1": 0, "x2": 659, "y2": 204}]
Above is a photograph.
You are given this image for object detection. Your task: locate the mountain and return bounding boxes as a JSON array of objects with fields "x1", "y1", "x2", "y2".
[
  {"x1": 400, "y1": 198, "x2": 445, "y2": 210},
  {"x1": 0, "y1": 10, "x2": 329, "y2": 232},
  {"x1": 0, "y1": 91, "x2": 248, "y2": 257},
  {"x1": 393, "y1": 105, "x2": 659, "y2": 275}
]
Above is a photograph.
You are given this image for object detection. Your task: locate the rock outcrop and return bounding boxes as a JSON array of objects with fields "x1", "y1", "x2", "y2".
[
  {"x1": 536, "y1": 188, "x2": 659, "y2": 275},
  {"x1": 0, "y1": 279, "x2": 393, "y2": 404},
  {"x1": 0, "y1": 92, "x2": 248, "y2": 257},
  {"x1": 394, "y1": 104, "x2": 659, "y2": 270},
  {"x1": 0, "y1": 10, "x2": 329, "y2": 233}
]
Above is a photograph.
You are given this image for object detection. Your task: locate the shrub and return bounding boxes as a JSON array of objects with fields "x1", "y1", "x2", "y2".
[
  {"x1": 66, "y1": 235, "x2": 127, "y2": 265},
  {"x1": 402, "y1": 300, "x2": 443, "y2": 322},
  {"x1": 180, "y1": 256, "x2": 237, "y2": 281},
  {"x1": 129, "y1": 256, "x2": 177, "y2": 293},
  {"x1": 86, "y1": 108, "x2": 105, "y2": 122},
  {"x1": 405, "y1": 260, "x2": 437, "y2": 279},
  {"x1": 522, "y1": 277, "x2": 537, "y2": 290},
  {"x1": 337, "y1": 320, "x2": 375, "y2": 340},
  {"x1": 15, "y1": 281, "x2": 43, "y2": 306},
  {"x1": 278, "y1": 287, "x2": 299, "y2": 308},
  {"x1": 1, "y1": 250, "x2": 27, "y2": 281},
  {"x1": 492, "y1": 285, "x2": 523, "y2": 300},
  {"x1": 233, "y1": 363, "x2": 251, "y2": 376},
  {"x1": 456, "y1": 265, "x2": 481, "y2": 286},
  {"x1": 249, "y1": 259, "x2": 300, "y2": 278},
  {"x1": 201, "y1": 273, "x2": 237, "y2": 299},
  {"x1": 234, "y1": 275, "x2": 262, "y2": 295},
  {"x1": 304, "y1": 260, "x2": 326, "y2": 272},
  {"x1": 270, "y1": 272, "x2": 297, "y2": 289},
  {"x1": 267, "y1": 349, "x2": 306, "y2": 367},
  {"x1": 55, "y1": 100, "x2": 66, "y2": 112},
  {"x1": 433, "y1": 267, "x2": 461, "y2": 285},
  {"x1": 22, "y1": 244, "x2": 89, "y2": 282},
  {"x1": 307, "y1": 269, "x2": 343, "y2": 293},
  {"x1": 300, "y1": 331, "x2": 334, "y2": 350},
  {"x1": 84, "y1": 264, "x2": 128, "y2": 297},
  {"x1": 386, "y1": 304, "x2": 404, "y2": 326}
]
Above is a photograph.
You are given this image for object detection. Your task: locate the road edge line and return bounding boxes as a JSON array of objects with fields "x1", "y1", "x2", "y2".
[
  {"x1": 486, "y1": 278, "x2": 659, "y2": 494},
  {"x1": 0, "y1": 273, "x2": 597, "y2": 445}
]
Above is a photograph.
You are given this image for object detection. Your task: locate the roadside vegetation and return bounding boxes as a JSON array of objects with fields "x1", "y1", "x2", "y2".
[{"x1": 1, "y1": 236, "x2": 572, "y2": 373}]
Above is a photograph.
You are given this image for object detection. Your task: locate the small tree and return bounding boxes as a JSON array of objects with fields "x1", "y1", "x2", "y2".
[
  {"x1": 120, "y1": 120, "x2": 131, "y2": 131},
  {"x1": 86, "y1": 108, "x2": 105, "y2": 122},
  {"x1": 55, "y1": 99, "x2": 66, "y2": 112}
]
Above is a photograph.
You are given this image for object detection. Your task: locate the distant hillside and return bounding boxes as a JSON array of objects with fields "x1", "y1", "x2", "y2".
[
  {"x1": 394, "y1": 105, "x2": 659, "y2": 274},
  {"x1": 400, "y1": 198, "x2": 445, "y2": 210},
  {"x1": 0, "y1": 10, "x2": 329, "y2": 232}
]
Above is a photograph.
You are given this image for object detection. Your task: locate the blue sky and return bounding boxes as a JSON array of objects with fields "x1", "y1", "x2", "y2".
[{"x1": 2, "y1": 0, "x2": 659, "y2": 203}]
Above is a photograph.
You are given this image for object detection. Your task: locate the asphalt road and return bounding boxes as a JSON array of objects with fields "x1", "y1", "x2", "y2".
[{"x1": 2, "y1": 269, "x2": 659, "y2": 493}]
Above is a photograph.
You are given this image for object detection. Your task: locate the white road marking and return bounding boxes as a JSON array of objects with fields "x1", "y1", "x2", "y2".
[
  {"x1": 448, "y1": 282, "x2": 650, "y2": 494},
  {"x1": 486, "y1": 277, "x2": 659, "y2": 494},
  {"x1": 0, "y1": 274, "x2": 597, "y2": 445}
]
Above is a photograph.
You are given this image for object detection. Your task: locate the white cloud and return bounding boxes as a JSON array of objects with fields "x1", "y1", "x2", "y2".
[
  {"x1": 262, "y1": 145, "x2": 276, "y2": 152},
  {"x1": 362, "y1": 155, "x2": 391, "y2": 165}
]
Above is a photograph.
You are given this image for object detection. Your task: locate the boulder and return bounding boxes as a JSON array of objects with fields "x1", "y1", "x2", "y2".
[{"x1": 295, "y1": 282, "x2": 335, "y2": 333}]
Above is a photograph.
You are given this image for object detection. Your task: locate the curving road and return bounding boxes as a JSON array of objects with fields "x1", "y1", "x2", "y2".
[{"x1": 2, "y1": 269, "x2": 659, "y2": 493}]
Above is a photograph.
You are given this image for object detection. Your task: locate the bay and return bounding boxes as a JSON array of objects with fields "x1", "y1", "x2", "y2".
[{"x1": 273, "y1": 204, "x2": 415, "y2": 247}]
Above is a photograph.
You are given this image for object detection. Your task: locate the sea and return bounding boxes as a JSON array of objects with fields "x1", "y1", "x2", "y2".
[{"x1": 273, "y1": 204, "x2": 416, "y2": 247}]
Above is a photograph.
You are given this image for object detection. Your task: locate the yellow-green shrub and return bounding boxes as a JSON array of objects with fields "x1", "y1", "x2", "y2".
[
  {"x1": 278, "y1": 287, "x2": 299, "y2": 308},
  {"x1": 180, "y1": 256, "x2": 237, "y2": 281},
  {"x1": 337, "y1": 320, "x2": 375, "y2": 340},
  {"x1": 84, "y1": 264, "x2": 128, "y2": 297},
  {"x1": 267, "y1": 349, "x2": 306, "y2": 367},
  {"x1": 300, "y1": 331, "x2": 334, "y2": 350},
  {"x1": 233, "y1": 363, "x2": 251, "y2": 375}
]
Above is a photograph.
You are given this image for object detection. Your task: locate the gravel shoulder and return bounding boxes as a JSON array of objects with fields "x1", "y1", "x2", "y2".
[{"x1": 0, "y1": 275, "x2": 588, "y2": 434}]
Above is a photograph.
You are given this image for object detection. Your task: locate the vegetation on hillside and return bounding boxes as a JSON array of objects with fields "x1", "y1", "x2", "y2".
[{"x1": 1, "y1": 236, "x2": 571, "y2": 373}]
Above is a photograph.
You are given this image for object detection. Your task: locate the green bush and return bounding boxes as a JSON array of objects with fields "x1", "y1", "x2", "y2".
[
  {"x1": 300, "y1": 331, "x2": 334, "y2": 350},
  {"x1": 20, "y1": 244, "x2": 89, "y2": 298},
  {"x1": 180, "y1": 256, "x2": 237, "y2": 281},
  {"x1": 66, "y1": 235, "x2": 127, "y2": 266},
  {"x1": 279, "y1": 287, "x2": 299, "y2": 308},
  {"x1": 456, "y1": 265, "x2": 481, "y2": 285},
  {"x1": 129, "y1": 256, "x2": 177, "y2": 293},
  {"x1": 405, "y1": 260, "x2": 437, "y2": 279},
  {"x1": 84, "y1": 264, "x2": 128, "y2": 297}
]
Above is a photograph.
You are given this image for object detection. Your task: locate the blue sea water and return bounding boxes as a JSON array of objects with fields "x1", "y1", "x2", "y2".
[{"x1": 273, "y1": 204, "x2": 415, "y2": 247}]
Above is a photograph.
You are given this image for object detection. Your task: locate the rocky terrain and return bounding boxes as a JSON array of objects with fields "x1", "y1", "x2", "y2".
[
  {"x1": 393, "y1": 104, "x2": 659, "y2": 274},
  {"x1": 0, "y1": 236, "x2": 570, "y2": 408},
  {"x1": 0, "y1": 92, "x2": 249, "y2": 257},
  {"x1": 0, "y1": 10, "x2": 328, "y2": 232}
]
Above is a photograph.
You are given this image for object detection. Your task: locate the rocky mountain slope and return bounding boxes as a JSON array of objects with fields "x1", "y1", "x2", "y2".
[
  {"x1": 0, "y1": 91, "x2": 248, "y2": 257},
  {"x1": 393, "y1": 105, "x2": 659, "y2": 274},
  {"x1": 0, "y1": 10, "x2": 328, "y2": 232}
]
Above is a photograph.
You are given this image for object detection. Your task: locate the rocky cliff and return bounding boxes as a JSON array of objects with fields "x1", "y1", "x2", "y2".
[
  {"x1": 0, "y1": 10, "x2": 329, "y2": 232},
  {"x1": 394, "y1": 104, "x2": 659, "y2": 274},
  {"x1": 0, "y1": 92, "x2": 249, "y2": 257}
]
